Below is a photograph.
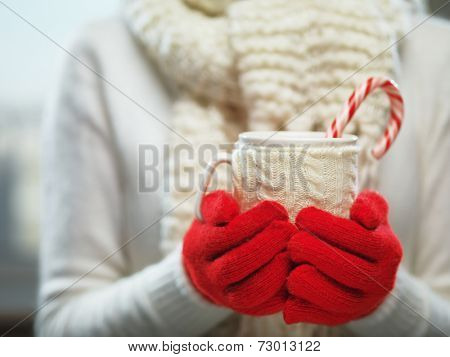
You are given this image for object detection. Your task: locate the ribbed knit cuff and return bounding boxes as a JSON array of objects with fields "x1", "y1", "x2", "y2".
[
  {"x1": 346, "y1": 266, "x2": 430, "y2": 336},
  {"x1": 141, "y1": 245, "x2": 231, "y2": 336}
]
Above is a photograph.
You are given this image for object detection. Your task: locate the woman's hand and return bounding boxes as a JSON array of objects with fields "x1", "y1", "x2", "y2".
[
  {"x1": 284, "y1": 190, "x2": 403, "y2": 325},
  {"x1": 183, "y1": 190, "x2": 297, "y2": 315}
]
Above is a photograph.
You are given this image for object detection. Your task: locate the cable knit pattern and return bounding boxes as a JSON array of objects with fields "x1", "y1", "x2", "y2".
[
  {"x1": 125, "y1": 0, "x2": 418, "y2": 336},
  {"x1": 232, "y1": 143, "x2": 358, "y2": 222}
]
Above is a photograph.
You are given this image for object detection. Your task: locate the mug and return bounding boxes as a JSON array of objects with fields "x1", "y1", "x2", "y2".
[{"x1": 195, "y1": 131, "x2": 359, "y2": 222}]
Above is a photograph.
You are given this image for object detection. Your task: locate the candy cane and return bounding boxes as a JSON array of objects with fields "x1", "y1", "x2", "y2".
[{"x1": 326, "y1": 77, "x2": 404, "y2": 159}]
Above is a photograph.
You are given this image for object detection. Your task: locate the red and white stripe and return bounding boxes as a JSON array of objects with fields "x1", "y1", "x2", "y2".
[{"x1": 326, "y1": 77, "x2": 404, "y2": 159}]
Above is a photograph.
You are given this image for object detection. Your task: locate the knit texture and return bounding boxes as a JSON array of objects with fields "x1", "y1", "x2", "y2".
[
  {"x1": 183, "y1": 191, "x2": 297, "y2": 315},
  {"x1": 232, "y1": 141, "x2": 358, "y2": 221},
  {"x1": 285, "y1": 190, "x2": 403, "y2": 325},
  {"x1": 125, "y1": 0, "x2": 418, "y2": 336},
  {"x1": 35, "y1": 14, "x2": 450, "y2": 337},
  {"x1": 125, "y1": 0, "x2": 397, "y2": 250}
]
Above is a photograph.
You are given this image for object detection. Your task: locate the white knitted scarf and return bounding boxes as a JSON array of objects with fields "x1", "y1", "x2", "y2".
[{"x1": 125, "y1": 0, "x2": 420, "y2": 337}]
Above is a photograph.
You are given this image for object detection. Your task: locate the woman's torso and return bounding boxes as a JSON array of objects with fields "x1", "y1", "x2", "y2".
[{"x1": 79, "y1": 16, "x2": 448, "y2": 335}]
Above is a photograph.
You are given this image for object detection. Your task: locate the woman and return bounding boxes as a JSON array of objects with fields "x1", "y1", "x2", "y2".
[{"x1": 36, "y1": 0, "x2": 450, "y2": 336}]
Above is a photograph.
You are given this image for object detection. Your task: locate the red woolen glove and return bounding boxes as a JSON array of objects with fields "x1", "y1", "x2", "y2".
[
  {"x1": 183, "y1": 190, "x2": 297, "y2": 315},
  {"x1": 284, "y1": 190, "x2": 403, "y2": 326}
]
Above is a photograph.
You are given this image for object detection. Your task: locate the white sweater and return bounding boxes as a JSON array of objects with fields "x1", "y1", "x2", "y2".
[{"x1": 36, "y1": 17, "x2": 450, "y2": 336}]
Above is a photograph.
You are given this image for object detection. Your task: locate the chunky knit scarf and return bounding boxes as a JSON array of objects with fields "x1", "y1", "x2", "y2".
[{"x1": 125, "y1": 0, "x2": 420, "y2": 337}]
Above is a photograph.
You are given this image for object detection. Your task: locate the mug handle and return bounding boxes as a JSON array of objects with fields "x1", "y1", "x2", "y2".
[{"x1": 195, "y1": 153, "x2": 232, "y2": 222}]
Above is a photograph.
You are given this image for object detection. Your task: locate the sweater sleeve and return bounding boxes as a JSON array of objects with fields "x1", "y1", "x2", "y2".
[
  {"x1": 347, "y1": 18, "x2": 450, "y2": 337},
  {"x1": 36, "y1": 27, "x2": 230, "y2": 336}
]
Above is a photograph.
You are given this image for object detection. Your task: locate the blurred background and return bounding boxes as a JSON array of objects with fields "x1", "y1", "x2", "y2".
[
  {"x1": 0, "y1": 0, "x2": 449, "y2": 337},
  {"x1": 0, "y1": 0, "x2": 120, "y2": 336}
]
